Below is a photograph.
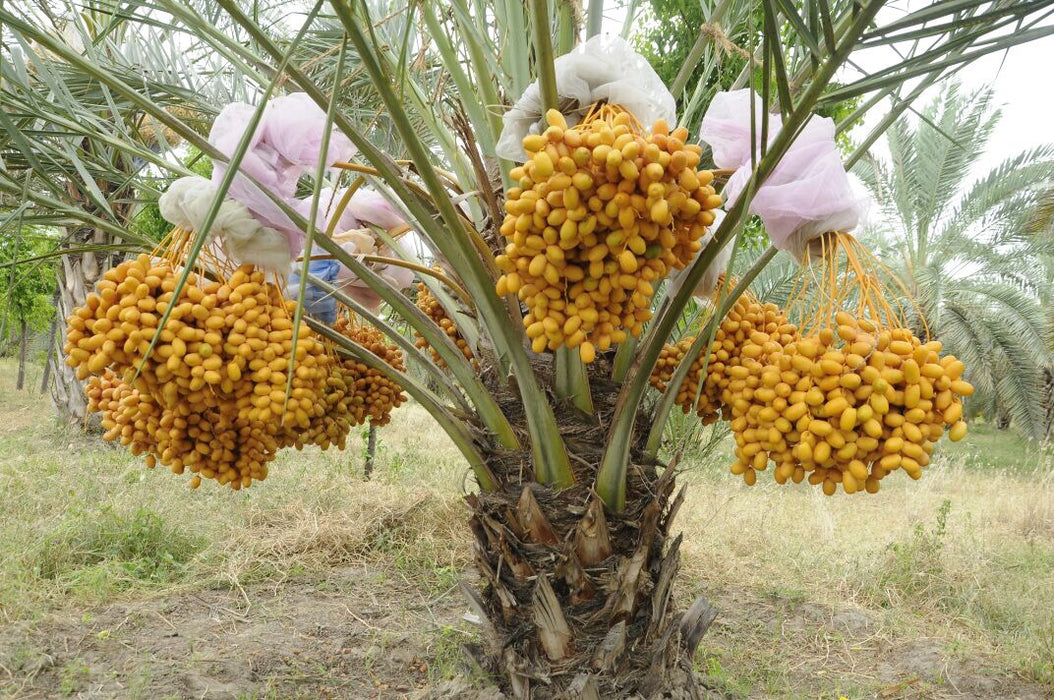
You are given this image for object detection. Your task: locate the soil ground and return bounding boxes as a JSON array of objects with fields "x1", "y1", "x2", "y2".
[
  {"x1": 2, "y1": 573, "x2": 1048, "y2": 699},
  {"x1": 0, "y1": 566, "x2": 469, "y2": 699}
]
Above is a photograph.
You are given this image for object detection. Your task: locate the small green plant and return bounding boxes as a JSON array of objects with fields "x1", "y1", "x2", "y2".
[
  {"x1": 395, "y1": 557, "x2": 460, "y2": 598},
  {"x1": 6, "y1": 644, "x2": 46, "y2": 674},
  {"x1": 427, "y1": 624, "x2": 488, "y2": 687},
  {"x1": 702, "y1": 655, "x2": 725, "y2": 678},
  {"x1": 58, "y1": 659, "x2": 90, "y2": 695},
  {"x1": 873, "y1": 499, "x2": 952, "y2": 606},
  {"x1": 762, "y1": 585, "x2": 808, "y2": 612},
  {"x1": 427, "y1": 625, "x2": 465, "y2": 682},
  {"x1": 359, "y1": 424, "x2": 372, "y2": 457},
  {"x1": 386, "y1": 450, "x2": 409, "y2": 479},
  {"x1": 696, "y1": 654, "x2": 757, "y2": 698},
  {"x1": 33, "y1": 507, "x2": 204, "y2": 591},
  {"x1": 1022, "y1": 622, "x2": 1054, "y2": 688}
]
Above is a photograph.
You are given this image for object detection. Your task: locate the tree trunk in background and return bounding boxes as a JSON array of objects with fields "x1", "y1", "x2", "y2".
[
  {"x1": 996, "y1": 406, "x2": 1011, "y2": 431},
  {"x1": 466, "y1": 356, "x2": 715, "y2": 698},
  {"x1": 363, "y1": 423, "x2": 377, "y2": 480},
  {"x1": 48, "y1": 227, "x2": 111, "y2": 427},
  {"x1": 16, "y1": 318, "x2": 28, "y2": 390},
  {"x1": 1043, "y1": 367, "x2": 1053, "y2": 442},
  {"x1": 39, "y1": 296, "x2": 59, "y2": 394}
]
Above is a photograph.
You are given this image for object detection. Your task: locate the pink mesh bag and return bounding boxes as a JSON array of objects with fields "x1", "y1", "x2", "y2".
[
  {"x1": 209, "y1": 94, "x2": 357, "y2": 259},
  {"x1": 701, "y1": 90, "x2": 862, "y2": 259}
]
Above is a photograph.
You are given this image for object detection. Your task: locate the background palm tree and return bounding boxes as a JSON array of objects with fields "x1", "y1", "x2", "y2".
[
  {"x1": 855, "y1": 84, "x2": 1054, "y2": 439},
  {"x1": 3, "y1": 1, "x2": 1054, "y2": 696},
  {"x1": 1024, "y1": 187, "x2": 1054, "y2": 438},
  {"x1": 0, "y1": 3, "x2": 237, "y2": 423}
]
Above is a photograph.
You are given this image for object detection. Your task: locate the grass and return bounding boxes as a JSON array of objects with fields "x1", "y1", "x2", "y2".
[
  {"x1": 33, "y1": 506, "x2": 205, "y2": 589},
  {"x1": 0, "y1": 359, "x2": 468, "y2": 621},
  {"x1": 0, "y1": 358, "x2": 1052, "y2": 698},
  {"x1": 675, "y1": 429, "x2": 1054, "y2": 697},
  {"x1": 939, "y1": 418, "x2": 1054, "y2": 474},
  {"x1": 57, "y1": 659, "x2": 90, "y2": 695}
]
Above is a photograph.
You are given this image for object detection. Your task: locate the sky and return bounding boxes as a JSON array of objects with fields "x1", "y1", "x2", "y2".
[{"x1": 952, "y1": 33, "x2": 1054, "y2": 177}]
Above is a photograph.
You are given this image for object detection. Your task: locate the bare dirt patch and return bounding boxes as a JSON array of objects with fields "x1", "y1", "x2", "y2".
[
  {"x1": 0, "y1": 566, "x2": 477, "y2": 699},
  {"x1": 1, "y1": 572, "x2": 1048, "y2": 699},
  {"x1": 692, "y1": 585, "x2": 1049, "y2": 700}
]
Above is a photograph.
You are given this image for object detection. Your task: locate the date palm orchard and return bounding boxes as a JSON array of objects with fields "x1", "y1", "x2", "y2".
[{"x1": 4, "y1": 1, "x2": 1053, "y2": 697}]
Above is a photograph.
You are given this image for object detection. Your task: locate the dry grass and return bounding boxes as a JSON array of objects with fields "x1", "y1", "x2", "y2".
[{"x1": 0, "y1": 359, "x2": 1051, "y2": 697}]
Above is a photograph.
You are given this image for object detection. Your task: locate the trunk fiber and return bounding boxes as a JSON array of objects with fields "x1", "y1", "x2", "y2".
[{"x1": 463, "y1": 354, "x2": 717, "y2": 699}]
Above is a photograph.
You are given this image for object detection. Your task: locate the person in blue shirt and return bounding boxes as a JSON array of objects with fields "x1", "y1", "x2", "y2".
[{"x1": 287, "y1": 258, "x2": 341, "y2": 325}]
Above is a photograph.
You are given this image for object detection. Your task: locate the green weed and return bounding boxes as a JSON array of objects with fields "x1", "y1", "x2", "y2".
[
  {"x1": 58, "y1": 659, "x2": 90, "y2": 695},
  {"x1": 872, "y1": 499, "x2": 952, "y2": 607},
  {"x1": 762, "y1": 585, "x2": 808, "y2": 612},
  {"x1": 1021, "y1": 622, "x2": 1054, "y2": 687},
  {"x1": 427, "y1": 624, "x2": 487, "y2": 687},
  {"x1": 427, "y1": 625, "x2": 465, "y2": 683},
  {"x1": 32, "y1": 506, "x2": 204, "y2": 594}
]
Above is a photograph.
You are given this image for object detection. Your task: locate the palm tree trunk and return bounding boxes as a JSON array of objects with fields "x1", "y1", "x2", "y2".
[
  {"x1": 16, "y1": 318, "x2": 28, "y2": 390},
  {"x1": 1043, "y1": 367, "x2": 1053, "y2": 442},
  {"x1": 39, "y1": 294, "x2": 59, "y2": 394},
  {"x1": 48, "y1": 226, "x2": 111, "y2": 427},
  {"x1": 466, "y1": 357, "x2": 716, "y2": 698},
  {"x1": 364, "y1": 423, "x2": 377, "y2": 480},
  {"x1": 996, "y1": 406, "x2": 1012, "y2": 431}
]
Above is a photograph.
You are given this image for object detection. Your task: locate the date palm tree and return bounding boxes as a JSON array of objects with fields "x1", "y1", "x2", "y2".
[
  {"x1": 3, "y1": 0, "x2": 1053, "y2": 695},
  {"x1": 855, "y1": 85, "x2": 1054, "y2": 438}
]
